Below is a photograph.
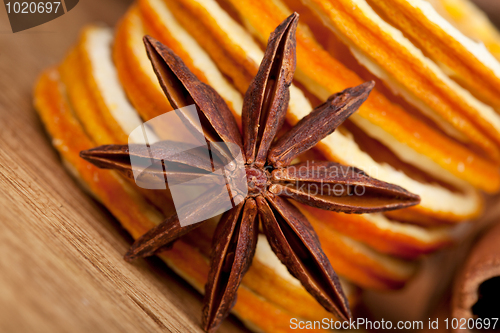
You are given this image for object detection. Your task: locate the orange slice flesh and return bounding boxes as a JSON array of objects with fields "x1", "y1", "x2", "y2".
[
  {"x1": 141, "y1": 0, "x2": 259, "y2": 95},
  {"x1": 114, "y1": 10, "x2": 209, "y2": 143},
  {"x1": 300, "y1": 205, "x2": 453, "y2": 259},
  {"x1": 58, "y1": 26, "x2": 180, "y2": 215},
  {"x1": 155, "y1": 0, "x2": 484, "y2": 222},
  {"x1": 339, "y1": 120, "x2": 479, "y2": 225},
  {"x1": 426, "y1": 0, "x2": 500, "y2": 62},
  {"x1": 300, "y1": 0, "x2": 500, "y2": 159},
  {"x1": 34, "y1": 68, "x2": 360, "y2": 331},
  {"x1": 115, "y1": 5, "x2": 243, "y2": 143},
  {"x1": 133, "y1": 0, "x2": 243, "y2": 121},
  {"x1": 34, "y1": 69, "x2": 162, "y2": 239},
  {"x1": 297, "y1": 206, "x2": 417, "y2": 289},
  {"x1": 59, "y1": 46, "x2": 121, "y2": 145},
  {"x1": 220, "y1": 0, "x2": 500, "y2": 193},
  {"x1": 367, "y1": 0, "x2": 500, "y2": 113},
  {"x1": 68, "y1": 26, "x2": 156, "y2": 145},
  {"x1": 314, "y1": 123, "x2": 482, "y2": 223},
  {"x1": 113, "y1": 6, "x2": 174, "y2": 128},
  {"x1": 245, "y1": 235, "x2": 355, "y2": 321},
  {"x1": 163, "y1": 241, "x2": 330, "y2": 333},
  {"x1": 151, "y1": 0, "x2": 314, "y2": 121}
]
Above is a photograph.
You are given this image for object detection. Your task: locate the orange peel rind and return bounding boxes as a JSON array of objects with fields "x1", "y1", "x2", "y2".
[
  {"x1": 136, "y1": 0, "x2": 243, "y2": 119},
  {"x1": 367, "y1": 0, "x2": 500, "y2": 113},
  {"x1": 113, "y1": 6, "x2": 174, "y2": 127},
  {"x1": 300, "y1": 0, "x2": 500, "y2": 159},
  {"x1": 426, "y1": 0, "x2": 500, "y2": 61}
]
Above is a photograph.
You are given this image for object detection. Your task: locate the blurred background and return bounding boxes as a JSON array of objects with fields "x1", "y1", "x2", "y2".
[{"x1": 475, "y1": 0, "x2": 500, "y2": 25}]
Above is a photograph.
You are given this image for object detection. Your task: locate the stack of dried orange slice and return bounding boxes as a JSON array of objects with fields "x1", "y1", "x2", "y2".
[{"x1": 33, "y1": 0, "x2": 500, "y2": 331}]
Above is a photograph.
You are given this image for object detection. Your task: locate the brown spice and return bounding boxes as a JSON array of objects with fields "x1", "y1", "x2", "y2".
[{"x1": 80, "y1": 13, "x2": 420, "y2": 333}]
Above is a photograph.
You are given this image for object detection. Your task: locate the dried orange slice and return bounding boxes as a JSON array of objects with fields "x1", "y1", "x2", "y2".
[
  {"x1": 114, "y1": 6, "x2": 174, "y2": 128},
  {"x1": 59, "y1": 26, "x2": 156, "y2": 145},
  {"x1": 134, "y1": 1, "x2": 479, "y2": 272},
  {"x1": 220, "y1": 0, "x2": 500, "y2": 192},
  {"x1": 426, "y1": 0, "x2": 500, "y2": 61},
  {"x1": 34, "y1": 68, "x2": 162, "y2": 239},
  {"x1": 36, "y1": 0, "x2": 500, "y2": 315},
  {"x1": 44, "y1": 44, "x2": 421, "y2": 286},
  {"x1": 69, "y1": 21, "x2": 423, "y2": 289},
  {"x1": 155, "y1": 0, "x2": 485, "y2": 224},
  {"x1": 367, "y1": 0, "x2": 500, "y2": 113},
  {"x1": 132, "y1": 0, "x2": 243, "y2": 120},
  {"x1": 300, "y1": 0, "x2": 500, "y2": 160},
  {"x1": 36, "y1": 0, "x2": 500, "y2": 326},
  {"x1": 299, "y1": 204, "x2": 453, "y2": 259},
  {"x1": 124, "y1": 0, "x2": 479, "y2": 274}
]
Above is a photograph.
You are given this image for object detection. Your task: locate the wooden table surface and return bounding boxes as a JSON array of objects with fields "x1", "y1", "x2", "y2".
[
  {"x1": 1, "y1": 1, "x2": 500, "y2": 333},
  {"x1": 0, "y1": 1, "x2": 248, "y2": 332}
]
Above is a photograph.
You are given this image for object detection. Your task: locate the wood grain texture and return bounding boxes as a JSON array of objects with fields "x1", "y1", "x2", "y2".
[{"x1": 0, "y1": 1, "x2": 247, "y2": 332}]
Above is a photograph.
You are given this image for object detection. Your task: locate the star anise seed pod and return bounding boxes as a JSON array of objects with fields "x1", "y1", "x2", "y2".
[{"x1": 80, "y1": 13, "x2": 420, "y2": 333}]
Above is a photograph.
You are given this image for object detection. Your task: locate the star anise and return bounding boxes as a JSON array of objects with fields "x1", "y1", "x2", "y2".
[{"x1": 80, "y1": 13, "x2": 420, "y2": 332}]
